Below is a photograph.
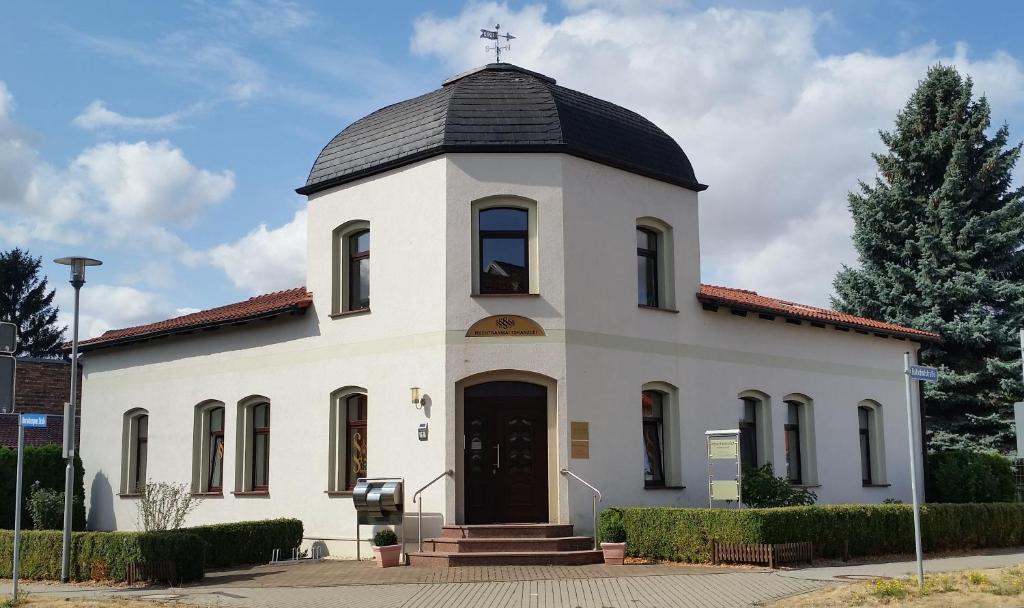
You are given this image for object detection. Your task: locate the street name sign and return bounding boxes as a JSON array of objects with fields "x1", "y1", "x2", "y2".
[
  {"x1": 908, "y1": 365, "x2": 938, "y2": 382},
  {"x1": 20, "y1": 413, "x2": 47, "y2": 428}
]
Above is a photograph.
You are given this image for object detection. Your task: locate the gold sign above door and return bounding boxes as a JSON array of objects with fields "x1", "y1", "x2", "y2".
[{"x1": 466, "y1": 315, "x2": 546, "y2": 337}]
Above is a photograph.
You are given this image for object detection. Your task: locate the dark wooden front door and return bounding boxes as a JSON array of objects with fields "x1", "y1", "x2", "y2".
[{"x1": 464, "y1": 381, "x2": 548, "y2": 524}]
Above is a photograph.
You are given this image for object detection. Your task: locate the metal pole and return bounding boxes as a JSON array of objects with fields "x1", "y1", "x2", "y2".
[
  {"x1": 60, "y1": 283, "x2": 81, "y2": 583},
  {"x1": 904, "y1": 352, "x2": 925, "y2": 589},
  {"x1": 12, "y1": 421, "x2": 24, "y2": 600},
  {"x1": 592, "y1": 494, "x2": 598, "y2": 550}
]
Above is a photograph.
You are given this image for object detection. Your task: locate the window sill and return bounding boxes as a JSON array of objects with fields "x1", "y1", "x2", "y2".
[
  {"x1": 471, "y1": 293, "x2": 540, "y2": 298},
  {"x1": 192, "y1": 491, "x2": 224, "y2": 497},
  {"x1": 232, "y1": 490, "x2": 270, "y2": 497},
  {"x1": 789, "y1": 484, "x2": 821, "y2": 489},
  {"x1": 330, "y1": 308, "x2": 370, "y2": 319},
  {"x1": 117, "y1": 493, "x2": 142, "y2": 499},
  {"x1": 644, "y1": 485, "x2": 685, "y2": 490},
  {"x1": 325, "y1": 490, "x2": 354, "y2": 497},
  {"x1": 638, "y1": 305, "x2": 679, "y2": 314},
  {"x1": 862, "y1": 483, "x2": 892, "y2": 488}
]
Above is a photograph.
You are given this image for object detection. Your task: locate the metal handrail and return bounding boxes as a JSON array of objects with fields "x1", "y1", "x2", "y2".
[
  {"x1": 560, "y1": 468, "x2": 602, "y2": 550},
  {"x1": 413, "y1": 469, "x2": 454, "y2": 552}
]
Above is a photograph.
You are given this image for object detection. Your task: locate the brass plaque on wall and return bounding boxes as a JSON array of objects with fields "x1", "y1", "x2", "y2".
[
  {"x1": 570, "y1": 421, "x2": 589, "y2": 441},
  {"x1": 571, "y1": 440, "x2": 590, "y2": 459},
  {"x1": 466, "y1": 315, "x2": 546, "y2": 337}
]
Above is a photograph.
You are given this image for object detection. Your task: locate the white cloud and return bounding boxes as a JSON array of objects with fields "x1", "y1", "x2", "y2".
[
  {"x1": 72, "y1": 100, "x2": 188, "y2": 132},
  {"x1": 56, "y1": 284, "x2": 185, "y2": 340},
  {"x1": 413, "y1": 3, "x2": 1024, "y2": 306},
  {"x1": 207, "y1": 209, "x2": 307, "y2": 294}
]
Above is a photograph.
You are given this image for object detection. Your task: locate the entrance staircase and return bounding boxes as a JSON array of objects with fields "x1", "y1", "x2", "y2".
[{"x1": 407, "y1": 523, "x2": 604, "y2": 567}]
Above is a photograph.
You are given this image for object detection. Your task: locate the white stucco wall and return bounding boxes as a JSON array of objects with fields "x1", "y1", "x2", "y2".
[{"x1": 79, "y1": 151, "x2": 925, "y2": 559}]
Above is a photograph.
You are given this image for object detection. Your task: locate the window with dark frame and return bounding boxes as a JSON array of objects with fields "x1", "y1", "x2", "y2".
[
  {"x1": 637, "y1": 228, "x2": 659, "y2": 307},
  {"x1": 134, "y1": 414, "x2": 148, "y2": 493},
  {"x1": 251, "y1": 403, "x2": 270, "y2": 491},
  {"x1": 207, "y1": 407, "x2": 225, "y2": 492},
  {"x1": 784, "y1": 402, "x2": 802, "y2": 485},
  {"x1": 348, "y1": 229, "x2": 370, "y2": 310},
  {"x1": 859, "y1": 406, "x2": 872, "y2": 485},
  {"x1": 642, "y1": 390, "x2": 666, "y2": 487},
  {"x1": 345, "y1": 394, "x2": 368, "y2": 490},
  {"x1": 479, "y1": 207, "x2": 529, "y2": 294},
  {"x1": 739, "y1": 398, "x2": 758, "y2": 468}
]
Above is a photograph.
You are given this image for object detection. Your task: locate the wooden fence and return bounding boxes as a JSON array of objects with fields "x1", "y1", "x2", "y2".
[{"x1": 711, "y1": 541, "x2": 813, "y2": 569}]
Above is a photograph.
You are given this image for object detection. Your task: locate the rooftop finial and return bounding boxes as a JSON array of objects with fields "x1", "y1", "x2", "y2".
[{"x1": 480, "y1": 23, "x2": 515, "y2": 63}]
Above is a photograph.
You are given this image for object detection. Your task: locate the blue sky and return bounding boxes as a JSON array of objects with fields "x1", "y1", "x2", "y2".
[{"x1": 1, "y1": 1, "x2": 1022, "y2": 337}]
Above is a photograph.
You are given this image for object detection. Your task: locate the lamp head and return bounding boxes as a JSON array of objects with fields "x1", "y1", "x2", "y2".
[
  {"x1": 411, "y1": 387, "x2": 422, "y2": 409},
  {"x1": 54, "y1": 257, "x2": 102, "y2": 287}
]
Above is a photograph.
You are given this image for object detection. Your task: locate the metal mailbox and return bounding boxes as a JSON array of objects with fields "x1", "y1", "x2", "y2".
[{"x1": 353, "y1": 478, "x2": 403, "y2": 525}]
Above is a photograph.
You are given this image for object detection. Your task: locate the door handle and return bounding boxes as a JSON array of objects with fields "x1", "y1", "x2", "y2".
[{"x1": 493, "y1": 443, "x2": 501, "y2": 471}]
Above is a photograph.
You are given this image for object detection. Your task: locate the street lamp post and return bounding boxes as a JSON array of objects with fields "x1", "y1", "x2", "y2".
[{"x1": 53, "y1": 256, "x2": 101, "y2": 583}]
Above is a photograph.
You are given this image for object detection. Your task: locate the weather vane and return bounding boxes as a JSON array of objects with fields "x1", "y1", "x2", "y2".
[{"x1": 480, "y1": 23, "x2": 515, "y2": 63}]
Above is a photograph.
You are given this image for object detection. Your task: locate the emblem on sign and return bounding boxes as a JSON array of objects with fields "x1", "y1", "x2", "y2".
[{"x1": 466, "y1": 315, "x2": 545, "y2": 337}]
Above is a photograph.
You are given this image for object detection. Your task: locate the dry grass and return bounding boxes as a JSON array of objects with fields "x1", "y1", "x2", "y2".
[
  {"x1": 770, "y1": 564, "x2": 1024, "y2": 607},
  {"x1": 0, "y1": 596, "x2": 204, "y2": 608}
]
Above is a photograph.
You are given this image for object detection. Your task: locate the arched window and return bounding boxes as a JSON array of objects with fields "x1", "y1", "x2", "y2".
[
  {"x1": 641, "y1": 389, "x2": 666, "y2": 487},
  {"x1": 235, "y1": 397, "x2": 271, "y2": 493},
  {"x1": 783, "y1": 394, "x2": 817, "y2": 486},
  {"x1": 192, "y1": 401, "x2": 226, "y2": 494},
  {"x1": 479, "y1": 207, "x2": 529, "y2": 294},
  {"x1": 120, "y1": 409, "x2": 149, "y2": 495},
  {"x1": 331, "y1": 221, "x2": 370, "y2": 314},
  {"x1": 858, "y1": 401, "x2": 886, "y2": 485},
  {"x1": 738, "y1": 391, "x2": 772, "y2": 469},
  {"x1": 637, "y1": 228, "x2": 659, "y2": 307},
  {"x1": 328, "y1": 388, "x2": 368, "y2": 493}
]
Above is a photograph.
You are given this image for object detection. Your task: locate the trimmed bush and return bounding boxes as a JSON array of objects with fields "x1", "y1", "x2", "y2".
[
  {"x1": 185, "y1": 518, "x2": 303, "y2": 568},
  {"x1": 0, "y1": 444, "x2": 86, "y2": 530},
  {"x1": 372, "y1": 529, "x2": 398, "y2": 547},
  {"x1": 604, "y1": 503, "x2": 1024, "y2": 563},
  {"x1": 0, "y1": 529, "x2": 205, "y2": 582},
  {"x1": 926, "y1": 451, "x2": 1015, "y2": 503},
  {"x1": 597, "y1": 507, "x2": 627, "y2": 543}
]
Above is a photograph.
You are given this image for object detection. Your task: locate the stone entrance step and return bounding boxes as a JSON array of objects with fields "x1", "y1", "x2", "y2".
[{"x1": 408, "y1": 523, "x2": 603, "y2": 567}]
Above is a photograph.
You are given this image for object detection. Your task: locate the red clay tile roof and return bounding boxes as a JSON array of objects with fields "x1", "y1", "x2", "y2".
[
  {"x1": 697, "y1": 284, "x2": 940, "y2": 342},
  {"x1": 79, "y1": 287, "x2": 313, "y2": 351}
]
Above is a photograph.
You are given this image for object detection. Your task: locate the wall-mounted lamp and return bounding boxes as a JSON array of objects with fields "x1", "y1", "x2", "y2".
[{"x1": 411, "y1": 387, "x2": 422, "y2": 409}]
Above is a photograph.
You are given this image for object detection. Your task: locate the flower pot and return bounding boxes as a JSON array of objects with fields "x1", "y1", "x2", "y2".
[
  {"x1": 601, "y1": 542, "x2": 626, "y2": 565},
  {"x1": 372, "y1": 544, "x2": 402, "y2": 568}
]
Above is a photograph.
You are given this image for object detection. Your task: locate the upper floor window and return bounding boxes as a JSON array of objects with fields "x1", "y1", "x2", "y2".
[
  {"x1": 332, "y1": 221, "x2": 370, "y2": 315},
  {"x1": 642, "y1": 390, "x2": 666, "y2": 487},
  {"x1": 348, "y1": 230, "x2": 370, "y2": 310},
  {"x1": 637, "y1": 228, "x2": 659, "y2": 307},
  {"x1": 121, "y1": 408, "x2": 149, "y2": 495},
  {"x1": 479, "y1": 207, "x2": 529, "y2": 294}
]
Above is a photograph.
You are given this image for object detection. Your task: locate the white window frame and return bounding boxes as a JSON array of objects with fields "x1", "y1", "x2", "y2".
[
  {"x1": 191, "y1": 400, "x2": 227, "y2": 494},
  {"x1": 332, "y1": 220, "x2": 371, "y2": 314},
  {"x1": 642, "y1": 381, "x2": 682, "y2": 488},
  {"x1": 782, "y1": 393, "x2": 818, "y2": 486},
  {"x1": 857, "y1": 400, "x2": 887, "y2": 485},
  {"x1": 471, "y1": 196, "x2": 539, "y2": 295},
  {"x1": 737, "y1": 390, "x2": 773, "y2": 468},
  {"x1": 635, "y1": 217, "x2": 676, "y2": 310},
  {"x1": 234, "y1": 395, "x2": 271, "y2": 493},
  {"x1": 120, "y1": 408, "x2": 149, "y2": 495},
  {"x1": 328, "y1": 386, "x2": 367, "y2": 493}
]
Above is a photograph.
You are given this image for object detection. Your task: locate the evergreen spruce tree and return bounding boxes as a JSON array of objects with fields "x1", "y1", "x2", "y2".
[
  {"x1": 0, "y1": 248, "x2": 66, "y2": 357},
  {"x1": 833, "y1": 65, "x2": 1024, "y2": 453}
]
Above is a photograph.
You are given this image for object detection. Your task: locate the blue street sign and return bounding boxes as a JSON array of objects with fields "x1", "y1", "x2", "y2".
[
  {"x1": 20, "y1": 413, "x2": 47, "y2": 428},
  {"x1": 908, "y1": 365, "x2": 939, "y2": 382}
]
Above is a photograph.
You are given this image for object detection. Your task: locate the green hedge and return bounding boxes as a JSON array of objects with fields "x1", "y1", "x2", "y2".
[
  {"x1": 0, "y1": 529, "x2": 205, "y2": 582},
  {"x1": 0, "y1": 444, "x2": 86, "y2": 530},
  {"x1": 926, "y1": 451, "x2": 1015, "y2": 502},
  {"x1": 185, "y1": 518, "x2": 303, "y2": 568},
  {"x1": 605, "y1": 503, "x2": 1024, "y2": 563}
]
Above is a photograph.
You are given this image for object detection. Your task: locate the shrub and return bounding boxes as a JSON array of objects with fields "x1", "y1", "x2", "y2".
[
  {"x1": 605, "y1": 503, "x2": 1024, "y2": 563},
  {"x1": 137, "y1": 481, "x2": 200, "y2": 531},
  {"x1": 741, "y1": 464, "x2": 816, "y2": 508},
  {"x1": 185, "y1": 519, "x2": 303, "y2": 568},
  {"x1": 372, "y1": 529, "x2": 398, "y2": 547},
  {"x1": 598, "y1": 508, "x2": 627, "y2": 543},
  {"x1": 0, "y1": 444, "x2": 85, "y2": 530},
  {"x1": 0, "y1": 529, "x2": 204, "y2": 583},
  {"x1": 27, "y1": 482, "x2": 65, "y2": 529},
  {"x1": 926, "y1": 450, "x2": 1015, "y2": 503}
]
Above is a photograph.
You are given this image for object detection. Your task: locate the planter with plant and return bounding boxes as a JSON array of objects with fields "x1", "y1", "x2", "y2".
[
  {"x1": 598, "y1": 508, "x2": 627, "y2": 565},
  {"x1": 371, "y1": 528, "x2": 401, "y2": 568}
]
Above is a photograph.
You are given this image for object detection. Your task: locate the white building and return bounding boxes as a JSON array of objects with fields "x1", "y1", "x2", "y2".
[{"x1": 78, "y1": 64, "x2": 936, "y2": 563}]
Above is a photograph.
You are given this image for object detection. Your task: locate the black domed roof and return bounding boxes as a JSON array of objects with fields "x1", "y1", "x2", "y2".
[{"x1": 297, "y1": 64, "x2": 706, "y2": 196}]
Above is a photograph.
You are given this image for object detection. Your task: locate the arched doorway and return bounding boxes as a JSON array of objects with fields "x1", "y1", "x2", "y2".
[{"x1": 463, "y1": 381, "x2": 548, "y2": 524}]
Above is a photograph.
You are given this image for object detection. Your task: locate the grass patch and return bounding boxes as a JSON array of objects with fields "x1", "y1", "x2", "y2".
[
  {"x1": 771, "y1": 564, "x2": 1024, "y2": 606},
  {"x1": 0, "y1": 595, "x2": 202, "y2": 608}
]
